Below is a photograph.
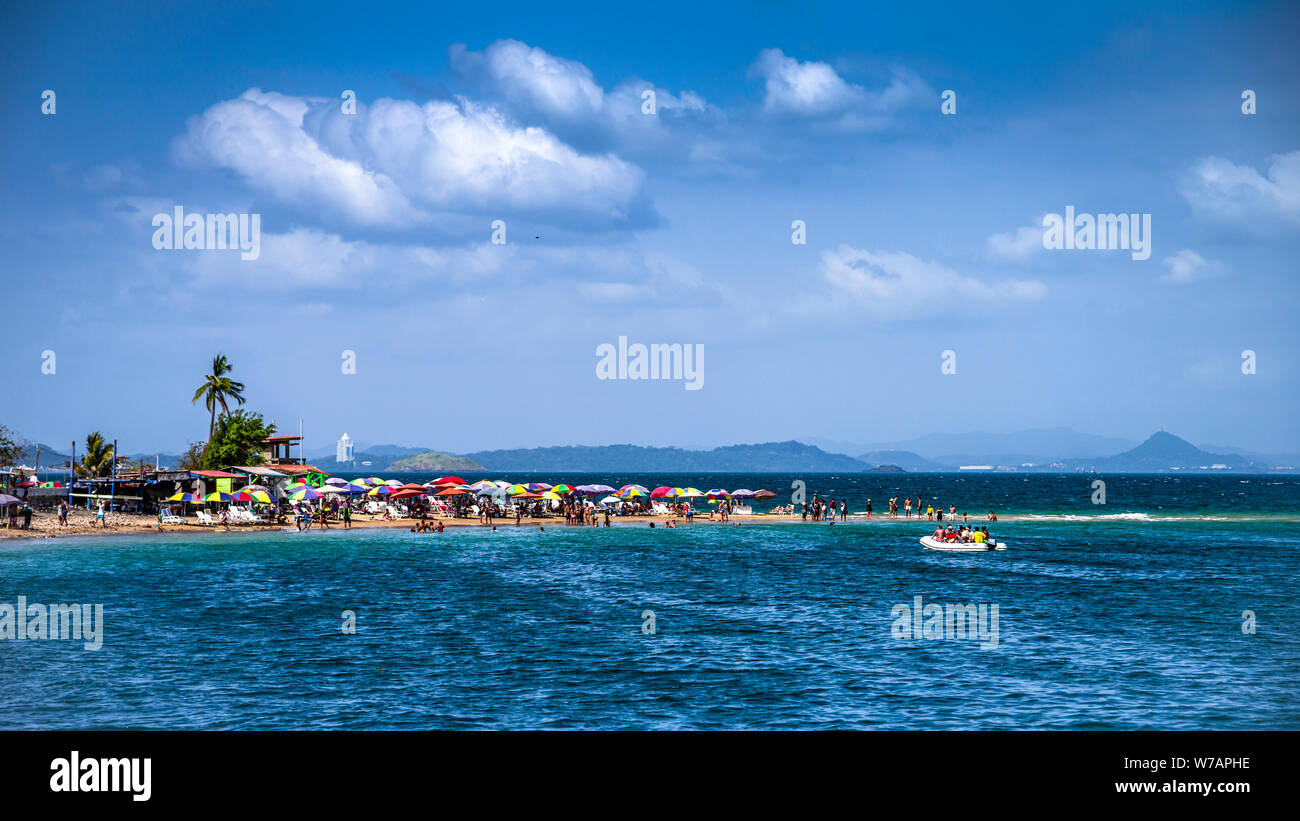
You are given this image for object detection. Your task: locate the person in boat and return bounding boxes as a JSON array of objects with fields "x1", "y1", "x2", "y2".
[
  {"x1": 972, "y1": 528, "x2": 986, "y2": 544},
  {"x1": 932, "y1": 525, "x2": 945, "y2": 541}
]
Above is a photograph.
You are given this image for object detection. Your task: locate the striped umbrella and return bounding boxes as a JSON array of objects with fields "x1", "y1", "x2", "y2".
[
  {"x1": 706, "y1": 488, "x2": 731, "y2": 499},
  {"x1": 525, "y1": 483, "x2": 551, "y2": 491},
  {"x1": 236, "y1": 490, "x2": 274, "y2": 504},
  {"x1": 731, "y1": 489, "x2": 756, "y2": 499},
  {"x1": 204, "y1": 492, "x2": 239, "y2": 503},
  {"x1": 538, "y1": 491, "x2": 562, "y2": 501},
  {"x1": 619, "y1": 484, "x2": 649, "y2": 495},
  {"x1": 678, "y1": 487, "x2": 706, "y2": 498},
  {"x1": 551, "y1": 483, "x2": 577, "y2": 495},
  {"x1": 506, "y1": 484, "x2": 529, "y2": 496},
  {"x1": 168, "y1": 492, "x2": 202, "y2": 503},
  {"x1": 367, "y1": 486, "x2": 395, "y2": 497},
  {"x1": 617, "y1": 487, "x2": 646, "y2": 499},
  {"x1": 289, "y1": 487, "x2": 324, "y2": 501},
  {"x1": 650, "y1": 486, "x2": 675, "y2": 498}
]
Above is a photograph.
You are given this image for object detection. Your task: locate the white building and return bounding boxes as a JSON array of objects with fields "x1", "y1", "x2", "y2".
[{"x1": 336, "y1": 433, "x2": 354, "y2": 464}]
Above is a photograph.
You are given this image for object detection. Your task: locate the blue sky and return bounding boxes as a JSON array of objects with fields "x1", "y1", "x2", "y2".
[{"x1": 2, "y1": 0, "x2": 1298, "y2": 456}]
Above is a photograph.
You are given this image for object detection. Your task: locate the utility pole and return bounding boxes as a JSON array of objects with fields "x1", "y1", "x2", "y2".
[
  {"x1": 111, "y1": 438, "x2": 118, "y2": 513},
  {"x1": 70, "y1": 440, "x2": 76, "y2": 508}
]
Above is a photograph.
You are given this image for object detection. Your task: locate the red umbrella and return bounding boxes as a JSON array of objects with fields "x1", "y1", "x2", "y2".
[
  {"x1": 391, "y1": 488, "x2": 425, "y2": 499},
  {"x1": 753, "y1": 489, "x2": 778, "y2": 499},
  {"x1": 650, "y1": 486, "x2": 675, "y2": 498},
  {"x1": 435, "y1": 487, "x2": 469, "y2": 496},
  {"x1": 398, "y1": 483, "x2": 426, "y2": 492},
  {"x1": 433, "y1": 476, "x2": 466, "y2": 486}
]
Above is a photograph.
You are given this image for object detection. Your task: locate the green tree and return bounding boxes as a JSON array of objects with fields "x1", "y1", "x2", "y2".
[
  {"x1": 76, "y1": 432, "x2": 116, "y2": 477},
  {"x1": 176, "y1": 442, "x2": 207, "y2": 472},
  {"x1": 192, "y1": 354, "x2": 247, "y2": 440},
  {"x1": 0, "y1": 424, "x2": 28, "y2": 467},
  {"x1": 202, "y1": 411, "x2": 276, "y2": 469}
]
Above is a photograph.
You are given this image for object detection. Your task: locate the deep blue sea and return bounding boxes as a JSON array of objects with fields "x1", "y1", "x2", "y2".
[{"x1": 2, "y1": 474, "x2": 1297, "y2": 729}]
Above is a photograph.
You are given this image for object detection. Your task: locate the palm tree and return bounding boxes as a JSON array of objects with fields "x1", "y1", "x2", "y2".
[
  {"x1": 77, "y1": 432, "x2": 115, "y2": 478},
  {"x1": 192, "y1": 354, "x2": 247, "y2": 440}
]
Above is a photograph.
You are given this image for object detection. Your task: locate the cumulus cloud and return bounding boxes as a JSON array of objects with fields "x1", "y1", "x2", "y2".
[
  {"x1": 822, "y1": 245, "x2": 1046, "y2": 317},
  {"x1": 172, "y1": 88, "x2": 651, "y2": 232},
  {"x1": 1160, "y1": 249, "x2": 1226, "y2": 285},
  {"x1": 986, "y1": 220, "x2": 1046, "y2": 262},
  {"x1": 1180, "y1": 150, "x2": 1300, "y2": 229},
  {"x1": 448, "y1": 40, "x2": 718, "y2": 149},
  {"x1": 749, "y1": 49, "x2": 929, "y2": 126}
]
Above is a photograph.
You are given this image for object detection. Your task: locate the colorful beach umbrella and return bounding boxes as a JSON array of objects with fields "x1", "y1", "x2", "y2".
[
  {"x1": 289, "y1": 487, "x2": 323, "y2": 501},
  {"x1": 551, "y1": 483, "x2": 576, "y2": 495},
  {"x1": 731, "y1": 489, "x2": 756, "y2": 499},
  {"x1": 367, "y1": 486, "x2": 395, "y2": 497},
  {"x1": 650, "y1": 486, "x2": 675, "y2": 498},
  {"x1": 168, "y1": 492, "x2": 202, "y2": 503},
  {"x1": 706, "y1": 488, "x2": 731, "y2": 499},
  {"x1": 435, "y1": 487, "x2": 469, "y2": 496},
  {"x1": 40, "y1": 481, "x2": 65, "y2": 488},
  {"x1": 679, "y1": 488, "x2": 705, "y2": 498},
  {"x1": 506, "y1": 484, "x2": 529, "y2": 496},
  {"x1": 617, "y1": 487, "x2": 646, "y2": 499},
  {"x1": 237, "y1": 490, "x2": 274, "y2": 504},
  {"x1": 433, "y1": 476, "x2": 466, "y2": 486},
  {"x1": 204, "y1": 492, "x2": 238, "y2": 502},
  {"x1": 538, "y1": 491, "x2": 562, "y2": 501}
]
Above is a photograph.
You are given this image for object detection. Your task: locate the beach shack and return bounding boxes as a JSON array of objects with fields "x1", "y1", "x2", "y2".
[{"x1": 71, "y1": 468, "x2": 192, "y2": 513}]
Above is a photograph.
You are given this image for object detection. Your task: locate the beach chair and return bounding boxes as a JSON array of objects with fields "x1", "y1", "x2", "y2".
[
  {"x1": 161, "y1": 511, "x2": 185, "y2": 525},
  {"x1": 196, "y1": 510, "x2": 216, "y2": 526},
  {"x1": 651, "y1": 503, "x2": 671, "y2": 516}
]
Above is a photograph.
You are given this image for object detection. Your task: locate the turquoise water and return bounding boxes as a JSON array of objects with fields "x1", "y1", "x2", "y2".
[{"x1": 1, "y1": 475, "x2": 1297, "y2": 729}]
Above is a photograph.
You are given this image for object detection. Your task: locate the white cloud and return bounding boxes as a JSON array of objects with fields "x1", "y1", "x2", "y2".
[
  {"x1": 173, "y1": 88, "x2": 649, "y2": 231},
  {"x1": 449, "y1": 40, "x2": 605, "y2": 121},
  {"x1": 986, "y1": 221, "x2": 1045, "y2": 262},
  {"x1": 821, "y1": 245, "x2": 1046, "y2": 317},
  {"x1": 749, "y1": 49, "x2": 928, "y2": 126},
  {"x1": 448, "y1": 40, "x2": 718, "y2": 145},
  {"x1": 1180, "y1": 150, "x2": 1300, "y2": 229},
  {"x1": 1160, "y1": 249, "x2": 1225, "y2": 285}
]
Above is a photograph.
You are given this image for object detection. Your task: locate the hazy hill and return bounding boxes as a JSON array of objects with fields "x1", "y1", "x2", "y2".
[
  {"x1": 1089, "y1": 432, "x2": 1248, "y2": 471},
  {"x1": 461, "y1": 441, "x2": 869, "y2": 472},
  {"x1": 386, "y1": 451, "x2": 485, "y2": 471}
]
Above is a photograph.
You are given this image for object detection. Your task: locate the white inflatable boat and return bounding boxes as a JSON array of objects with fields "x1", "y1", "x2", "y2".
[{"x1": 920, "y1": 536, "x2": 1007, "y2": 552}]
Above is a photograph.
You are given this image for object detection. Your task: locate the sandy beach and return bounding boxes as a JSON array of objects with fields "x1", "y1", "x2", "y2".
[{"x1": 0, "y1": 506, "x2": 812, "y2": 541}]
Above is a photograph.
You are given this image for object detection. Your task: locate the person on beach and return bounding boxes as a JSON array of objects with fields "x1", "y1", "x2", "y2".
[
  {"x1": 58, "y1": 500, "x2": 68, "y2": 527},
  {"x1": 904, "y1": 497, "x2": 912, "y2": 518},
  {"x1": 219, "y1": 507, "x2": 230, "y2": 531},
  {"x1": 96, "y1": 500, "x2": 107, "y2": 528},
  {"x1": 21, "y1": 504, "x2": 32, "y2": 530},
  {"x1": 342, "y1": 506, "x2": 351, "y2": 529},
  {"x1": 865, "y1": 499, "x2": 872, "y2": 520},
  {"x1": 987, "y1": 511, "x2": 997, "y2": 522}
]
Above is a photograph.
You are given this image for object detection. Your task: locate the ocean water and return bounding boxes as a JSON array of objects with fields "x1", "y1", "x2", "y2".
[{"x1": 2, "y1": 474, "x2": 1297, "y2": 730}]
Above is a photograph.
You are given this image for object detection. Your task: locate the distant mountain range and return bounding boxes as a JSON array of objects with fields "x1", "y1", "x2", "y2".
[
  {"x1": 13, "y1": 430, "x2": 1293, "y2": 474},
  {"x1": 451, "y1": 441, "x2": 869, "y2": 473}
]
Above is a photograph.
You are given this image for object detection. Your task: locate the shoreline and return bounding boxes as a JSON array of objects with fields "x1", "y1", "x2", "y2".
[{"x1": 3, "y1": 509, "x2": 1292, "y2": 543}]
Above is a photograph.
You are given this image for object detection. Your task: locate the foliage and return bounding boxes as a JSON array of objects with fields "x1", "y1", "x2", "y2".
[
  {"x1": 76, "y1": 431, "x2": 116, "y2": 477},
  {"x1": 201, "y1": 411, "x2": 276, "y2": 470},
  {"x1": 176, "y1": 442, "x2": 207, "y2": 472},
  {"x1": 192, "y1": 354, "x2": 247, "y2": 440},
  {"x1": 0, "y1": 424, "x2": 28, "y2": 467}
]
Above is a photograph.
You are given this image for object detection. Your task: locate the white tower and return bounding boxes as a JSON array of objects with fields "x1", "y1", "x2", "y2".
[{"x1": 336, "y1": 433, "x2": 354, "y2": 464}]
